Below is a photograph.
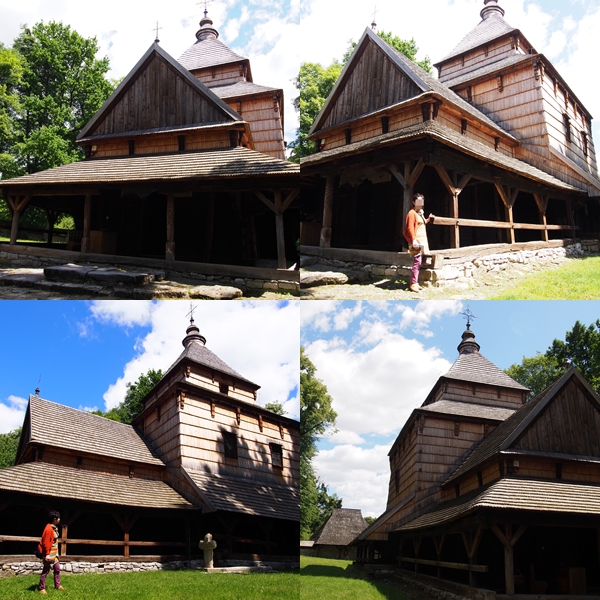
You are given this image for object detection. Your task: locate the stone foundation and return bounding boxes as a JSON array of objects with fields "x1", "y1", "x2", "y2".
[
  {"x1": 300, "y1": 240, "x2": 599, "y2": 289},
  {"x1": 0, "y1": 557, "x2": 298, "y2": 577}
]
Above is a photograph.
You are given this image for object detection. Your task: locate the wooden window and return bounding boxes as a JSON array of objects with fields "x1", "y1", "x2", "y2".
[
  {"x1": 454, "y1": 421, "x2": 460, "y2": 436},
  {"x1": 556, "y1": 463, "x2": 563, "y2": 479},
  {"x1": 129, "y1": 465, "x2": 135, "y2": 479},
  {"x1": 454, "y1": 483, "x2": 460, "y2": 498},
  {"x1": 381, "y1": 116, "x2": 389, "y2": 134},
  {"x1": 223, "y1": 432, "x2": 238, "y2": 459},
  {"x1": 564, "y1": 114, "x2": 572, "y2": 142},
  {"x1": 128, "y1": 140, "x2": 135, "y2": 155},
  {"x1": 461, "y1": 119, "x2": 467, "y2": 135},
  {"x1": 582, "y1": 131, "x2": 589, "y2": 157},
  {"x1": 270, "y1": 443, "x2": 283, "y2": 469},
  {"x1": 76, "y1": 456, "x2": 83, "y2": 469},
  {"x1": 219, "y1": 382, "x2": 229, "y2": 395},
  {"x1": 178, "y1": 135, "x2": 186, "y2": 152},
  {"x1": 345, "y1": 129, "x2": 352, "y2": 144},
  {"x1": 395, "y1": 470, "x2": 400, "y2": 494},
  {"x1": 156, "y1": 405, "x2": 161, "y2": 421},
  {"x1": 477, "y1": 471, "x2": 483, "y2": 487}
]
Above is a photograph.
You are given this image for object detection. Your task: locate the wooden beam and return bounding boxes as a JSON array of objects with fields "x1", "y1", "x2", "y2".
[
  {"x1": 281, "y1": 188, "x2": 299, "y2": 213},
  {"x1": 9, "y1": 195, "x2": 31, "y2": 244},
  {"x1": 490, "y1": 523, "x2": 527, "y2": 595},
  {"x1": 253, "y1": 190, "x2": 276, "y2": 213},
  {"x1": 432, "y1": 216, "x2": 573, "y2": 231},
  {"x1": 81, "y1": 194, "x2": 92, "y2": 253},
  {"x1": 461, "y1": 527, "x2": 483, "y2": 588},
  {"x1": 534, "y1": 193, "x2": 550, "y2": 242},
  {"x1": 387, "y1": 163, "x2": 407, "y2": 189},
  {"x1": 166, "y1": 193, "x2": 175, "y2": 261},
  {"x1": 399, "y1": 557, "x2": 488, "y2": 573},
  {"x1": 320, "y1": 175, "x2": 335, "y2": 248}
]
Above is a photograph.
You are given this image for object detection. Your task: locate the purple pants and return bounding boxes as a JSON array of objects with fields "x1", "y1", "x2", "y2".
[
  {"x1": 410, "y1": 252, "x2": 422, "y2": 285},
  {"x1": 39, "y1": 560, "x2": 60, "y2": 590}
]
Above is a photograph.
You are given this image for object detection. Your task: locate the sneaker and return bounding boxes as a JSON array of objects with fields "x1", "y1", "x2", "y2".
[
  {"x1": 56, "y1": 586, "x2": 65, "y2": 590},
  {"x1": 409, "y1": 283, "x2": 420, "y2": 292},
  {"x1": 39, "y1": 590, "x2": 47, "y2": 595}
]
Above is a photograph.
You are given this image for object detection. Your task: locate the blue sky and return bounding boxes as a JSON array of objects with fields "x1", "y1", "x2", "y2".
[
  {"x1": 0, "y1": 300, "x2": 300, "y2": 434},
  {"x1": 301, "y1": 300, "x2": 600, "y2": 516},
  {"x1": 0, "y1": 0, "x2": 301, "y2": 143}
]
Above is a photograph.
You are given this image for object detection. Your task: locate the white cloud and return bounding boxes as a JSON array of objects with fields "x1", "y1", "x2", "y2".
[
  {"x1": 92, "y1": 301, "x2": 300, "y2": 419},
  {"x1": 396, "y1": 300, "x2": 463, "y2": 335},
  {"x1": 314, "y1": 443, "x2": 391, "y2": 517},
  {"x1": 0, "y1": 395, "x2": 28, "y2": 433}
]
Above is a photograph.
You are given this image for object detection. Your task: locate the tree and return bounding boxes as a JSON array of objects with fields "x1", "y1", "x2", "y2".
[
  {"x1": 505, "y1": 320, "x2": 600, "y2": 399},
  {"x1": 263, "y1": 401, "x2": 286, "y2": 416},
  {"x1": 0, "y1": 44, "x2": 23, "y2": 181},
  {"x1": 0, "y1": 428, "x2": 21, "y2": 469},
  {"x1": 91, "y1": 369, "x2": 164, "y2": 424},
  {"x1": 289, "y1": 31, "x2": 431, "y2": 162},
  {"x1": 300, "y1": 347, "x2": 339, "y2": 539}
]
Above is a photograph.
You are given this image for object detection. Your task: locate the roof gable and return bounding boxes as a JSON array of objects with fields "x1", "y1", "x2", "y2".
[
  {"x1": 78, "y1": 43, "x2": 242, "y2": 141},
  {"x1": 310, "y1": 27, "x2": 427, "y2": 135},
  {"x1": 445, "y1": 367, "x2": 599, "y2": 485}
]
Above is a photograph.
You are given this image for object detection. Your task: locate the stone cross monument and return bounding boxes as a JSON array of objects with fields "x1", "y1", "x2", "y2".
[{"x1": 199, "y1": 533, "x2": 217, "y2": 568}]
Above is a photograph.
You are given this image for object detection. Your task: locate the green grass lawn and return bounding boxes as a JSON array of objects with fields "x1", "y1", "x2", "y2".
[
  {"x1": 300, "y1": 556, "x2": 408, "y2": 600},
  {"x1": 0, "y1": 568, "x2": 299, "y2": 600},
  {"x1": 490, "y1": 256, "x2": 600, "y2": 299}
]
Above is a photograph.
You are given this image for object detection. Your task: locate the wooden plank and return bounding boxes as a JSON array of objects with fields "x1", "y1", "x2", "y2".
[
  {"x1": 320, "y1": 175, "x2": 335, "y2": 248},
  {"x1": 432, "y1": 215, "x2": 573, "y2": 231}
]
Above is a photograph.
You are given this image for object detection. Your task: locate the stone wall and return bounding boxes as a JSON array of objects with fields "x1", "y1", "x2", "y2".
[
  {"x1": 0, "y1": 557, "x2": 298, "y2": 578},
  {"x1": 301, "y1": 241, "x2": 599, "y2": 289}
]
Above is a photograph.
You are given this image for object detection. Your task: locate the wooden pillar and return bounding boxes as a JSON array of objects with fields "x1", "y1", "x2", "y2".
[
  {"x1": 320, "y1": 175, "x2": 335, "y2": 248},
  {"x1": 461, "y1": 527, "x2": 483, "y2": 588},
  {"x1": 113, "y1": 514, "x2": 138, "y2": 559},
  {"x1": 81, "y1": 193, "x2": 92, "y2": 253},
  {"x1": 491, "y1": 523, "x2": 527, "y2": 596},
  {"x1": 186, "y1": 519, "x2": 191, "y2": 568},
  {"x1": 566, "y1": 199, "x2": 576, "y2": 239},
  {"x1": 433, "y1": 165, "x2": 471, "y2": 249},
  {"x1": 44, "y1": 209, "x2": 58, "y2": 246},
  {"x1": 166, "y1": 193, "x2": 175, "y2": 260},
  {"x1": 7, "y1": 195, "x2": 31, "y2": 245},
  {"x1": 203, "y1": 193, "x2": 215, "y2": 263},
  {"x1": 534, "y1": 194, "x2": 549, "y2": 242},
  {"x1": 494, "y1": 183, "x2": 518, "y2": 244},
  {"x1": 274, "y1": 190, "x2": 286, "y2": 269},
  {"x1": 433, "y1": 534, "x2": 445, "y2": 579},
  {"x1": 413, "y1": 537, "x2": 422, "y2": 574}
]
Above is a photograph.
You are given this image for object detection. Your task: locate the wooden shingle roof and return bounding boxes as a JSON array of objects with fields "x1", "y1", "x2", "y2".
[
  {"x1": 178, "y1": 38, "x2": 249, "y2": 72},
  {"x1": 302, "y1": 120, "x2": 580, "y2": 195},
  {"x1": 419, "y1": 400, "x2": 515, "y2": 422},
  {"x1": 210, "y1": 81, "x2": 279, "y2": 100},
  {"x1": 25, "y1": 395, "x2": 164, "y2": 466},
  {"x1": 185, "y1": 469, "x2": 299, "y2": 521},
  {"x1": 443, "y1": 351, "x2": 530, "y2": 391},
  {"x1": 396, "y1": 476, "x2": 600, "y2": 532},
  {"x1": 0, "y1": 147, "x2": 298, "y2": 191},
  {"x1": 311, "y1": 508, "x2": 368, "y2": 546},
  {"x1": 0, "y1": 462, "x2": 193, "y2": 509}
]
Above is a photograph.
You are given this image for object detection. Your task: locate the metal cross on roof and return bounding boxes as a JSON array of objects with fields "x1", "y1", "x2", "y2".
[
  {"x1": 153, "y1": 21, "x2": 163, "y2": 43},
  {"x1": 371, "y1": 5, "x2": 379, "y2": 31},
  {"x1": 197, "y1": 0, "x2": 216, "y2": 17},
  {"x1": 186, "y1": 303, "x2": 197, "y2": 324},
  {"x1": 460, "y1": 306, "x2": 477, "y2": 330}
]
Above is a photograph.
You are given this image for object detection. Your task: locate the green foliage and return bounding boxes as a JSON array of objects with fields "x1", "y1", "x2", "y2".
[
  {"x1": 0, "y1": 568, "x2": 299, "y2": 599},
  {"x1": 0, "y1": 428, "x2": 21, "y2": 469},
  {"x1": 288, "y1": 61, "x2": 342, "y2": 162},
  {"x1": 290, "y1": 30, "x2": 431, "y2": 162},
  {"x1": 364, "y1": 516, "x2": 377, "y2": 526},
  {"x1": 300, "y1": 348, "x2": 339, "y2": 539},
  {"x1": 93, "y1": 369, "x2": 163, "y2": 424},
  {"x1": 0, "y1": 20, "x2": 115, "y2": 177},
  {"x1": 505, "y1": 319, "x2": 600, "y2": 399},
  {"x1": 263, "y1": 401, "x2": 286, "y2": 416}
]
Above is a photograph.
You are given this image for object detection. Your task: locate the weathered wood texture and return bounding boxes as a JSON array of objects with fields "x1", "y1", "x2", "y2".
[
  {"x1": 193, "y1": 64, "x2": 246, "y2": 88},
  {"x1": 432, "y1": 381, "x2": 524, "y2": 410},
  {"x1": 512, "y1": 379, "x2": 600, "y2": 456},
  {"x1": 321, "y1": 41, "x2": 421, "y2": 130},
  {"x1": 90, "y1": 54, "x2": 231, "y2": 136}
]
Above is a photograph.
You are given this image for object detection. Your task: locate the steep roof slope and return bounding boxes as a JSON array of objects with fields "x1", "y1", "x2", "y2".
[{"x1": 311, "y1": 508, "x2": 368, "y2": 546}]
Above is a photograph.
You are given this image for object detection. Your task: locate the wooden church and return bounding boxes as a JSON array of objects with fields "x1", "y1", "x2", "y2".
[
  {"x1": 355, "y1": 324, "x2": 600, "y2": 596},
  {"x1": 301, "y1": 0, "x2": 600, "y2": 255},
  {"x1": 0, "y1": 11, "x2": 299, "y2": 272},
  {"x1": 0, "y1": 318, "x2": 299, "y2": 565}
]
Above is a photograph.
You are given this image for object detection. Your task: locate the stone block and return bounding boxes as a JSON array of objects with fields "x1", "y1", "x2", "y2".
[
  {"x1": 189, "y1": 285, "x2": 243, "y2": 299},
  {"x1": 278, "y1": 282, "x2": 298, "y2": 291}
]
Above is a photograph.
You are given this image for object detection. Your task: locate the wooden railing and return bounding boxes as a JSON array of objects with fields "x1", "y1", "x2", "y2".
[
  {"x1": 398, "y1": 556, "x2": 489, "y2": 572},
  {"x1": 432, "y1": 216, "x2": 576, "y2": 232}
]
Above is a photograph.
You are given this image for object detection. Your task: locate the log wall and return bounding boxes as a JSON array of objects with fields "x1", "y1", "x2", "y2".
[
  {"x1": 193, "y1": 63, "x2": 246, "y2": 88},
  {"x1": 431, "y1": 381, "x2": 524, "y2": 410}
]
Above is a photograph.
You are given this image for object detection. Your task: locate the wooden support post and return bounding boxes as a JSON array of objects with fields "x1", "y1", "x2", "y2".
[
  {"x1": 433, "y1": 534, "x2": 445, "y2": 578},
  {"x1": 113, "y1": 513, "x2": 139, "y2": 559},
  {"x1": 274, "y1": 190, "x2": 286, "y2": 269},
  {"x1": 491, "y1": 523, "x2": 527, "y2": 596},
  {"x1": 494, "y1": 183, "x2": 519, "y2": 244},
  {"x1": 534, "y1": 194, "x2": 550, "y2": 242},
  {"x1": 461, "y1": 527, "x2": 483, "y2": 588},
  {"x1": 166, "y1": 193, "x2": 175, "y2": 260},
  {"x1": 566, "y1": 200, "x2": 575, "y2": 239},
  {"x1": 82, "y1": 193, "x2": 92, "y2": 253},
  {"x1": 8, "y1": 195, "x2": 31, "y2": 245},
  {"x1": 320, "y1": 175, "x2": 335, "y2": 248},
  {"x1": 203, "y1": 193, "x2": 215, "y2": 263},
  {"x1": 433, "y1": 165, "x2": 471, "y2": 249}
]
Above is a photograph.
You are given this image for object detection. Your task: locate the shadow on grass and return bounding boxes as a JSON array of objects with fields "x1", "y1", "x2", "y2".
[{"x1": 301, "y1": 564, "x2": 352, "y2": 578}]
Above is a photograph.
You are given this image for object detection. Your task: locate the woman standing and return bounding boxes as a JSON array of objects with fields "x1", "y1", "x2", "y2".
[
  {"x1": 37, "y1": 510, "x2": 64, "y2": 594},
  {"x1": 404, "y1": 193, "x2": 434, "y2": 293}
]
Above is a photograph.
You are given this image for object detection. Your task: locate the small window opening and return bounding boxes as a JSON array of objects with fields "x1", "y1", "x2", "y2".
[{"x1": 223, "y1": 431, "x2": 238, "y2": 459}]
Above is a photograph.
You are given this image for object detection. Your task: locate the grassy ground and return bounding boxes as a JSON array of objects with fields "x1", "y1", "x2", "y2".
[
  {"x1": 490, "y1": 256, "x2": 600, "y2": 299},
  {"x1": 300, "y1": 556, "x2": 408, "y2": 600},
  {"x1": 0, "y1": 568, "x2": 299, "y2": 600}
]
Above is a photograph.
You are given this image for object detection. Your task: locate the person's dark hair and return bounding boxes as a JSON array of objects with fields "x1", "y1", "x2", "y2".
[
  {"x1": 413, "y1": 193, "x2": 424, "y2": 202},
  {"x1": 48, "y1": 510, "x2": 60, "y2": 522}
]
